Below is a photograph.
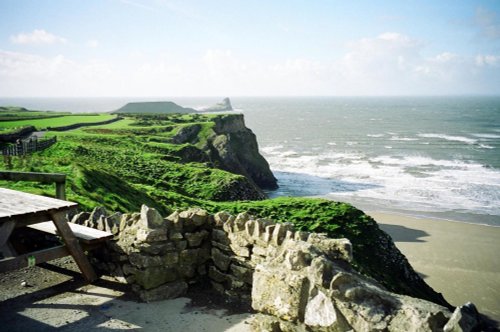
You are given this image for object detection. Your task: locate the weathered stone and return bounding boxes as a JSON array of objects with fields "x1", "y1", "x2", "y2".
[
  {"x1": 166, "y1": 211, "x2": 183, "y2": 232},
  {"x1": 162, "y1": 252, "x2": 179, "y2": 266},
  {"x1": 197, "y1": 264, "x2": 207, "y2": 276},
  {"x1": 70, "y1": 211, "x2": 90, "y2": 225},
  {"x1": 129, "y1": 252, "x2": 164, "y2": 268},
  {"x1": 179, "y1": 264, "x2": 197, "y2": 278},
  {"x1": 307, "y1": 234, "x2": 352, "y2": 263},
  {"x1": 252, "y1": 266, "x2": 308, "y2": 322},
  {"x1": 223, "y1": 217, "x2": 235, "y2": 234},
  {"x1": 180, "y1": 208, "x2": 208, "y2": 226},
  {"x1": 185, "y1": 230, "x2": 209, "y2": 247},
  {"x1": 169, "y1": 231, "x2": 184, "y2": 240},
  {"x1": 263, "y1": 225, "x2": 275, "y2": 243},
  {"x1": 208, "y1": 265, "x2": 230, "y2": 283},
  {"x1": 443, "y1": 302, "x2": 480, "y2": 332},
  {"x1": 304, "y1": 291, "x2": 337, "y2": 327},
  {"x1": 308, "y1": 257, "x2": 335, "y2": 288},
  {"x1": 180, "y1": 248, "x2": 199, "y2": 266},
  {"x1": 211, "y1": 240, "x2": 232, "y2": 252},
  {"x1": 271, "y1": 223, "x2": 294, "y2": 246},
  {"x1": 213, "y1": 211, "x2": 231, "y2": 227},
  {"x1": 135, "y1": 266, "x2": 178, "y2": 290},
  {"x1": 252, "y1": 245, "x2": 267, "y2": 257},
  {"x1": 229, "y1": 243, "x2": 251, "y2": 257},
  {"x1": 138, "y1": 242, "x2": 176, "y2": 255},
  {"x1": 212, "y1": 229, "x2": 230, "y2": 245},
  {"x1": 294, "y1": 231, "x2": 309, "y2": 241},
  {"x1": 136, "y1": 228, "x2": 168, "y2": 243},
  {"x1": 228, "y1": 232, "x2": 252, "y2": 247},
  {"x1": 230, "y1": 263, "x2": 253, "y2": 284},
  {"x1": 137, "y1": 280, "x2": 187, "y2": 302},
  {"x1": 284, "y1": 248, "x2": 312, "y2": 271},
  {"x1": 140, "y1": 205, "x2": 164, "y2": 229},
  {"x1": 197, "y1": 245, "x2": 211, "y2": 264},
  {"x1": 174, "y1": 240, "x2": 187, "y2": 251},
  {"x1": 234, "y1": 212, "x2": 251, "y2": 231},
  {"x1": 212, "y1": 247, "x2": 232, "y2": 271},
  {"x1": 89, "y1": 206, "x2": 108, "y2": 225}
]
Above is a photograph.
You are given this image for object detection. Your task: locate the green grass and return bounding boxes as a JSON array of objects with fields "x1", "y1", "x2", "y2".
[{"x1": 0, "y1": 114, "x2": 117, "y2": 131}]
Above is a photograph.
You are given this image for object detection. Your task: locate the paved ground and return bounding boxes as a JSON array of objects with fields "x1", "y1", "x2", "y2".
[{"x1": 0, "y1": 258, "x2": 254, "y2": 331}]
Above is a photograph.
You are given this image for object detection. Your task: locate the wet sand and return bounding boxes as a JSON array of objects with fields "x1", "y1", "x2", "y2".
[{"x1": 370, "y1": 212, "x2": 500, "y2": 323}]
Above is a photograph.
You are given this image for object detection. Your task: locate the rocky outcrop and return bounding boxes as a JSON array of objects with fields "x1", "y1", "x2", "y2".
[
  {"x1": 199, "y1": 97, "x2": 233, "y2": 112},
  {"x1": 79, "y1": 206, "x2": 483, "y2": 331},
  {"x1": 204, "y1": 114, "x2": 278, "y2": 190}
]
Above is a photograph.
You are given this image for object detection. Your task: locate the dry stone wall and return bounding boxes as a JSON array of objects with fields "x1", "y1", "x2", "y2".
[{"x1": 73, "y1": 205, "x2": 481, "y2": 332}]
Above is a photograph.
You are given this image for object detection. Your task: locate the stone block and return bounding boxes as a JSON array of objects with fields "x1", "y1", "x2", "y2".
[
  {"x1": 211, "y1": 240, "x2": 232, "y2": 252},
  {"x1": 307, "y1": 236, "x2": 353, "y2": 263},
  {"x1": 129, "y1": 252, "x2": 163, "y2": 268},
  {"x1": 137, "y1": 280, "x2": 187, "y2": 302},
  {"x1": 252, "y1": 267, "x2": 309, "y2": 322},
  {"x1": 304, "y1": 291, "x2": 337, "y2": 327},
  {"x1": 169, "y1": 231, "x2": 184, "y2": 240},
  {"x1": 212, "y1": 229, "x2": 230, "y2": 245},
  {"x1": 212, "y1": 247, "x2": 232, "y2": 271},
  {"x1": 223, "y1": 217, "x2": 235, "y2": 234},
  {"x1": 208, "y1": 265, "x2": 230, "y2": 283},
  {"x1": 230, "y1": 263, "x2": 253, "y2": 284},
  {"x1": 162, "y1": 252, "x2": 179, "y2": 266},
  {"x1": 185, "y1": 230, "x2": 209, "y2": 247},
  {"x1": 213, "y1": 211, "x2": 231, "y2": 227},
  {"x1": 263, "y1": 225, "x2": 275, "y2": 243},
  {"x1": 174, "y1": 240, "x2": 187, "y2": 251},
  {"x1": 136, "y1": 228, "x2": 168, "y2": 243},
  {"x1": 135, "y1": 266, "x2": 178, "y2": 290},
  {"x1": 229, "y1": 243, "x2": 251, "y2": 257},
  {"x1": 180, "y1": 248, "x2": 199, "y2": 266},
  {"x1": 140, "y1": 205, "x2": 164, "y2": 229}
]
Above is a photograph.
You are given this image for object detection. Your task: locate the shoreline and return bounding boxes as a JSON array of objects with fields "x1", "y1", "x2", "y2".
[{"x1": 368, "y1": 211, "x2": 500, "y2": 323}]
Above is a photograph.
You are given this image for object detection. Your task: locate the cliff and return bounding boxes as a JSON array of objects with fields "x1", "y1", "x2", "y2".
[{"x1": 170, "y1": 113, "x2": 278, "y2": 191}]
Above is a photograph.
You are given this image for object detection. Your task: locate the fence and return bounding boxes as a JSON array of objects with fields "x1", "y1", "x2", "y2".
[{"x1": 1, "y1": 137, "x2": 57, "y2": 156}]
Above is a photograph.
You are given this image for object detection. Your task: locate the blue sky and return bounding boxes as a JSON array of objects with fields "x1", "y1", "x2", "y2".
[{"x1": 1, "y1": 0, "x2": 500, "y2": 96}]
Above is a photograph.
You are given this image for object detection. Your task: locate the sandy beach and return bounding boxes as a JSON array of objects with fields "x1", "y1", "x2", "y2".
[{"x1": 370, "y1": 212, "x2": 500, "y2": 323}]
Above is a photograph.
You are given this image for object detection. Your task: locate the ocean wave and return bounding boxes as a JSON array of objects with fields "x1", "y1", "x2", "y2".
[
  {"x1": 472, "y1": 133, "x2": 500, "y2": 139},
  {"x1": 367, "y1": 134, "x2": 384, "y2": 138},
  {"x1": 417, "y1": 133, "x2": 477, "y2": 145},
  {"x1": 262, "y1": 145, "x2": 500, "y2": 217},
  {"x1": 389, "y1": 136, "x2": 419, "y2": 141}
]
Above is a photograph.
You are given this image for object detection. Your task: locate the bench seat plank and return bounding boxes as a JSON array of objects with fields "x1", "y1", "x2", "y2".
[{"x1": 28, "y1": 221, "x2": 113, "y2": 244}]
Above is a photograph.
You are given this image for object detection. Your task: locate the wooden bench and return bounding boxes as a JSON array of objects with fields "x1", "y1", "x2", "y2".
[{"x1": 28, "y1": 221, "x2": 113, "y2": 250}]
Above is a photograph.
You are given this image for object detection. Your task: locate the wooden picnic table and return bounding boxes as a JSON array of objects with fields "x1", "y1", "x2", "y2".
[{"x1": 0, "y1": 187, "x2": 97, "y2": 282}]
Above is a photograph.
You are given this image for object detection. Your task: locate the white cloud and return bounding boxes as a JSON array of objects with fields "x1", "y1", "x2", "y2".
[
  {"x1": 475, "y1": 54, "x2": 500, "y2": 66},
  {"x1": 10, "y1": 29, "x2": 67, "y2": 45},
  {"x1": 1, "y1": 32, "x2": 500, "y2": 97},
  {"x1": 86, "y1": 40, "x2": 99, "y2": 48}
]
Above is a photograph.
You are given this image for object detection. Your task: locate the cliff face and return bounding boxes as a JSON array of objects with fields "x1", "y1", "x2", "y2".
[{"x1": 207, "y1": 114, "x2": 278, "y2": 190}]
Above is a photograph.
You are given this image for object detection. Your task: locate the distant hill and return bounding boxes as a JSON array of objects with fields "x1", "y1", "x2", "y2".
[
  {"x1": 112, "y1": 101, "x2": 195, "y2": 114},
  {"x1": 199, "y1": 98, "x2": 233, "y2": 112}
]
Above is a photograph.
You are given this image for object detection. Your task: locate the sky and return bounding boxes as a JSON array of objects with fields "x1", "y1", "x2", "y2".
[{"x1": 1, "y1": 0, "x2": 500, "y2": 97}]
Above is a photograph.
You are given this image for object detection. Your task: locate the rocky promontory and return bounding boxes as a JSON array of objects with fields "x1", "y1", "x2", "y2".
[{"x1": 199, "y1": 97, "x2": 233, "y2": 112}]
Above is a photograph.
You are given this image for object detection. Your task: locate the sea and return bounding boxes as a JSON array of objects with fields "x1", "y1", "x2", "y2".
[{"x1": 1, "y1": 96, "x2": 499, "y2": 227}]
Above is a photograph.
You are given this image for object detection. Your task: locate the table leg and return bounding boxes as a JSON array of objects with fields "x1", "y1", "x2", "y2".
[
  {"x1": 50, "y1": 211, "x2": 97, "y2": 282},
  {"x1": 0, "y1": 220, "x2": 16, "y2": 258}
]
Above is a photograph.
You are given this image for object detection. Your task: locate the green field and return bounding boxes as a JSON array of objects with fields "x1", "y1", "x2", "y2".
[{"x1": 0, "y1": 114, "x2": 117, "y2": 131}]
